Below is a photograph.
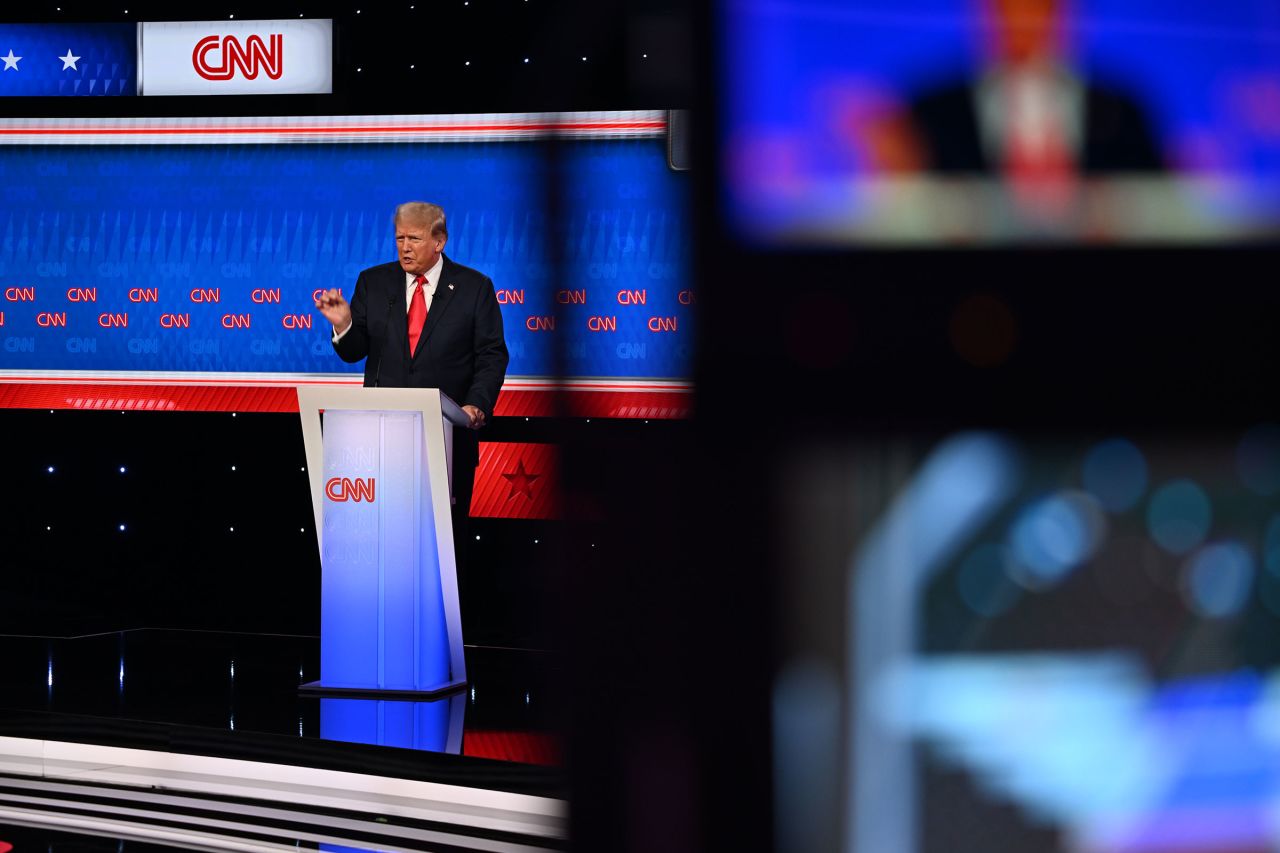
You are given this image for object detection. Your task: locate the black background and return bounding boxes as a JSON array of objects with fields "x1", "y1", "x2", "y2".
[{"x1": 4, "y1": 2, "x2": 1279, "y2": 852}]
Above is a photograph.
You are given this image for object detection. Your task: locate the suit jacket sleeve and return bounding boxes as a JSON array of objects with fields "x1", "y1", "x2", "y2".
[
  {"x1": 333, "y1": 269, "x2": 371, "y2": 364},
  {"x1": 463, "y1": 275, "x2": 509, "y2": 416}
]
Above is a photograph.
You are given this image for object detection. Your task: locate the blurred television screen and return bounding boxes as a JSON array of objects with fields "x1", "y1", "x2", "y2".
[
  {"x1": 776, "y1": 428, "x2": 1280, "y2": 852},
  {"x1": 721, "y1": 0, "x2": 1280, "y2": 243}
]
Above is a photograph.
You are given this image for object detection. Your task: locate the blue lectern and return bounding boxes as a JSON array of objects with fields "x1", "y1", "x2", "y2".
[
  {"x1": 297, "y1": 387, "x2": 470, "y2": 698},
  {"x1": 320, "y1": 693, "x2": 467, "y2": 754}
]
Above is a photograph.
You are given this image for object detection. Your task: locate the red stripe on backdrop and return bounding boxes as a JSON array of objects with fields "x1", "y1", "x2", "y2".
[
  {"x1": 0, "y1": 383, "x2": 693, "y2": 418},
  {"x1": 471, "y1": 442, "x2": 558, "y2": 520},
  {"x1": 0, "y1": 383, "x2": 299, "y2": 412},
  {"x1": 463, "y1": 730, "x2": 561, "y2": 767},
  {"x1": 493, "y1": 388, "x2": 692, "y2": 419}
]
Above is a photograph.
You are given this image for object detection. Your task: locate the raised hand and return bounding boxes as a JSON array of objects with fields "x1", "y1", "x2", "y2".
[{"x1": 314, "y1": 288, "x2": 353, "y2": 333}]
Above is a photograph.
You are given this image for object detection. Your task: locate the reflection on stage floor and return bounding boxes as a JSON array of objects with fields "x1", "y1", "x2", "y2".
[{"x1": 0, "y1": 628, "x2": 562, "y2": 793}]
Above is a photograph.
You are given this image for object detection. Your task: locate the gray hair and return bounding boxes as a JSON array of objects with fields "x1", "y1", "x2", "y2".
[{"x1": 393, "y1": 202, "x2": 447, "y2": 238}]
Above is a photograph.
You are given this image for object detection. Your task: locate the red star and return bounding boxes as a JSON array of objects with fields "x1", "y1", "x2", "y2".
[{"x1": 502, "y1": 459, "x2": 541, "y2": 501}]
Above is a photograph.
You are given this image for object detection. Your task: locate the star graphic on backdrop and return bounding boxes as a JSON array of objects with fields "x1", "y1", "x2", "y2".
[
  {"x1": 502, "y1": 459, "x2": 541, "y2": 501},
  {"x1": 1, "y1": 50, "x2": 21, "y2": 71},
  {"x1": 58, "y1": 50, "x2": 80, "y2": 71}
]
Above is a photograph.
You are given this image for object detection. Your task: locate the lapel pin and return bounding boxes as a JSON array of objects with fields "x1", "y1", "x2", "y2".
[{"x1": 448, "y1": 283, "x2": 455, "y2": 290}]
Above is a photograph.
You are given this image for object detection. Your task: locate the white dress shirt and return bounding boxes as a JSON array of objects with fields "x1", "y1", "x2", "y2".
[
  {"x1": 333, "y1": 254, "x2": 444, "y2": 342},
  {"x1": 974, "y1": 66, "x2": 1083, "y2": 168}
]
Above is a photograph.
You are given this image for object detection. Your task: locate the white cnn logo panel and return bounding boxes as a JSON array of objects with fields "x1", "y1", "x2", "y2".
[{"x1": 140, "y1": 19, "x2": 332, "y2": 95}]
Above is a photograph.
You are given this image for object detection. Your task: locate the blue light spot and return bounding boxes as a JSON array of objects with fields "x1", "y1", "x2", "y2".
[
  {"x1": 956, "y1": 544, "x2": 1019, "y2": 617},
  {"x1": 1185, "y1": 541, "x2": 1254, "y2": 618},
  {"x1": 1008, "y1": 491, "x2": 1106, "y2": 589},
  {"x1": 1147, "y1": 480, "x2": 1211, "y2": 555},
  {"x1": 1237, "y1": 424, "x2": 1280, "y2": 496},
  {"x1": 1081, "y1": 438, "x2": 1147, "y2": 512}
]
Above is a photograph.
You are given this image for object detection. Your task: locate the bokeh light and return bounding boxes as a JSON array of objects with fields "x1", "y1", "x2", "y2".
[
  {"x1": 1082, "y1": 438, "x2": 1148, "y2": 512},
  {"x1": 1146, "y1": 480, "x2": 1212, "y2": 555},
  {"x1": 1237, "y1": 425, "x2": 1280, "y2": 496},
  {"x1": 1182, "y1": 541, "x2": 1255, "y2": 619},
  {"x1": 956, "y1": 543, "x2": 1020, "y2": 617},
  {"x1": 1007, "y1": 491, "x2": 1107, "y2": 589}
]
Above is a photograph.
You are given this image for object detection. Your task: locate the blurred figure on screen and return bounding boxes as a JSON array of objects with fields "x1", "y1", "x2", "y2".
[
  {"x1": 908, "y1": 0, "x2": 1165, "y2": 212},
  {"x1": 912, "y1": 0, "x2": 1165, "y2": 174}
]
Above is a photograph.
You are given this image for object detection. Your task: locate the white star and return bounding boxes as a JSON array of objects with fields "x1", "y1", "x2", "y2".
[
  {"x1": 1, "y1": 50, "x2": 21, "y2": 71},
  {"x1": 58, "y1": 49, "x2": 80, "y2": 71}
]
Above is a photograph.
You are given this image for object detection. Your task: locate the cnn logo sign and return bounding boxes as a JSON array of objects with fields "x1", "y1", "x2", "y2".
[
  {"x1": 193, "y1": 33, "x2": 283, "y2": 80},
  {"x1": 325, "y1": 477, "x2": 376, "y2": 502}
]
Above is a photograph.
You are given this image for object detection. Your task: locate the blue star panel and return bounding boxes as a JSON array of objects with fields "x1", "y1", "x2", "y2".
[
  {"x1": 0, "y1": 24, "x2": 137, "y2": 96},
  {"x1": 0, "y1": 139, "x2": 691, "y2": 380}
]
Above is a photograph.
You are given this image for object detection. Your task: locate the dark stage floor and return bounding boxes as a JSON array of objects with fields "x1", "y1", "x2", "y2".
[{"x1": 0, "y1": 629, "x2": 563, "y2": 797}]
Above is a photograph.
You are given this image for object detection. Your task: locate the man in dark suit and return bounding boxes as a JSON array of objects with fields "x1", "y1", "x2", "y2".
[
  {"x1": 908, "y1": 0, "x2": 1164, "y2": 177},
  {"x1": 910, "y1": 80, "x2": 1164, "y2": 176},
  {"x1": 313, "y1": 201, "x2": 508, "y2": 556}
]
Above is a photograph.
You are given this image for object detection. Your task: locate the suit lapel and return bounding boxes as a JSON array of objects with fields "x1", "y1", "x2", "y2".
[
  {"x1": 387, "y1": 267, "x2": 410, "y2": 360},
  {"x1": 413, "y1": 256, "x2": 458, "y2": 359}
]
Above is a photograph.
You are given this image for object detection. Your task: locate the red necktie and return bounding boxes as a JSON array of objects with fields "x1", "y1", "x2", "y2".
[
  {"x1": 407, "y1": 274, "x2": 427, "y2": 355},
  {"x1": 1002, "y1": 81, "x2": 1075, "y2": 217}
]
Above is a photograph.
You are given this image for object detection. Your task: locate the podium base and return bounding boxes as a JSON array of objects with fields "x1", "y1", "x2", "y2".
[{"x1": 298, "y1": 678, "x2": 468, "y2": 700}]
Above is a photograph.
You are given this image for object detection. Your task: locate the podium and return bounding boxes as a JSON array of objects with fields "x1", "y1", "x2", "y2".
[
  {"x1": 297, "y1": 387, "x2": 471, "y2": 699},
  {"x1": 320, "y1": 692, "x2": 468, "y2": 754}
]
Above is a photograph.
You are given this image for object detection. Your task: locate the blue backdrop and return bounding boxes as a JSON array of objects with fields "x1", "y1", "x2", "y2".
[{"x1": 0, "y1": 138, "x2": 690, "y2": 380}]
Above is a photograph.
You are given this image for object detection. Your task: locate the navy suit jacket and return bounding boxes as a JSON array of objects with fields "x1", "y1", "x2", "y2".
[
  {"x1": 333, "y1": 255, "x2": 509, "y2": 417},
  {"x1": 909, "y1": 79, "x2": 1165, "y2": 175}
]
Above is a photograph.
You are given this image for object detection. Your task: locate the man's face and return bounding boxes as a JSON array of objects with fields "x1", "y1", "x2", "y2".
[{"x1": 395, "y1": 220, "x2": 444, "y2": 276}]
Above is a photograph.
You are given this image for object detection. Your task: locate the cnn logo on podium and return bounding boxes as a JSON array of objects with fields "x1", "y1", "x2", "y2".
[{"x1": 325, "y1": 477, "x2": 376, "y2": 503}]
